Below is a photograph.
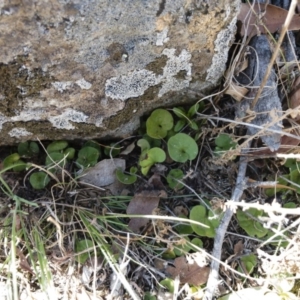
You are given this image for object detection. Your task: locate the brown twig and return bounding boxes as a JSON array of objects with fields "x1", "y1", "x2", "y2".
[{"x1": 204, "y1": 145, "x2": 249, "y2": 300}]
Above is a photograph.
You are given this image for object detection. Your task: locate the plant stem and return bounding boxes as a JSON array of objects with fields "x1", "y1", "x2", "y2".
[{"x1": 204, "y1": 145, "x2": 249, "y2": 300}]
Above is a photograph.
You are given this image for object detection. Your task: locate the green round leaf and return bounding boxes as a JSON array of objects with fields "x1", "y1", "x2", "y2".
[
  {"x1": 29, "y1": 142, "x2": 40, "y2": 155},
  {"x1": 18, "y1": 142, "x2": 29, "y2": 157},
  {"x1": 3, "y1": 153, "x2": 20, "y2": 169},
  {"x1": 168, "y1": 133, "x2": 198, "y2": 162},
  {"x1": 104, "y1": 143, "x2": 120, "y2": 157},
  {"x1": 239, "y1": 254, "x2": 257, "y2": 274},
  {"x1": 162, "y1": 249, "x2": 176, "y2": 259},
  {"x1": 47, "y1": 141, "x2": 68, "y2": 153},
  {"x1": 190, "y1": 205, "x2": 218, "y2": 238},
  {"x1": 63, "y1": 147, "x2": 75, "y2": 160},
  {"x1": 144, "y1": 292, "x2": 157, "y2": 300},
  {"x1": 141, "y1": 165, "x2": 151, "y2": 176},
  {"x1": 190, "y1": 237, "x2": 203, "y2": 251},
  {"x1": 18, "y1": 142, "x2": 40, "y2": 157},
  {"x1": 75, "y1": 239, "x2": 94, "y2": 264},
  {"x1": 215, "y1": 134, "x2": 237, "y2": 150},
  {"x1": 139, "y1": 148, "x2": 166, "y2": 175},
  {"x1": 284, "y1": 202, "x2": 297, "y2": 209},
  {"x1": 12, "y1": 160, "x2": 27, "y2": 172},
  {"x1": 236, "y1": 209, "x2": 269, "y2": 238},
  {"x1": 3, "y1": 153, "x2": 28, "y2": 172},
  {"x1": 116, "y1": 167, "x2": 137, "y2": 184},
  {"x1": 137, "y1": 139, "x2": 150, "y2": 153},
  {"x1": 29, "y1": 172, "x2": 50, "y2": 190},
  {"x1": 160, "y1": 278, "x2": 175, "y2": 293},
  {"x1": 289, "y1": 168, "x2": 300, "y2": 193},
  {"x1": 45, "y1": 152, "x2": 66, "y2": 170},
  {"x1": 166, "y1": 169, "x2": 184, "y2": 190},
  {"x1": 174, "y1": 214, "x2": 194, "y2": 234},
  {"x1": 284, "y1": 158, "x2": 296, "y2": 168},
  {"x1": 83, "y1": 140, "x2": 101, "y2": 151},
  {"x1": 147, "y1": 147, "x2": 166, "y2": 163},
  {"x1": 76, "y1": 146, "x2": 100, "y2": 168},
  {"x1": 190, "y1": 205, "x2": 208, "y2": 237},
  {"x1": 174, "y1": 236, "x2": 191, "y2": 256},
  {"x1": 146, "y1": 109, "x2": 174, "y2": 139},
  {"x1": 18, "y1": 141, "x2": 39, "y2": 157}
]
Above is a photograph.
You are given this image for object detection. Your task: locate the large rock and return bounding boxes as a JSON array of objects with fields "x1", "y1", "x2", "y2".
[{"x1": 0, "y1": 0, "x2": 239, "y2": 145}]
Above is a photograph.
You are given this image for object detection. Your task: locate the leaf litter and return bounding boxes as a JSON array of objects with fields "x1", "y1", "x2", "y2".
[
  {"x1": 238, "y1": 3, "x2": 300, "y2": 38},
  {"x1": 126, "y1": 174, "x2": 167, "y2": 233}
]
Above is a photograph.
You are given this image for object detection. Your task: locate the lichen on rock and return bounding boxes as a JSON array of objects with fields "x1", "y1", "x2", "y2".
[
  {"x1": 0, "y1": 0, "x2": 239, "y2": 145},
  {"x1": 105, "y1": 48, "x2": 192, "y2": 101}
]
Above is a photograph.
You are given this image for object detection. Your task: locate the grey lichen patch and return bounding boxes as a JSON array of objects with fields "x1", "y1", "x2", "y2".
[
  {"x1": 206, "y1": 17, "x2": 237, "y2": 84},
  {"x1": 105, "y1": 69, "x2": 157, "y2": 101},
  {"x1": 157, "y1": 48, "x2": 191, "y2": 97},
  {"x1": 8, "y1": 127, "x2": 32, "y2": 137},
  {"x1": 156, "y1": 27, "x2": 169, "y2": 46},
  {"x1": 105, "y1": 85, "x2": 161, "y2": 131},
  {"x1": 48, "y1": 109, "x2": 89, "y2": 129},
  {"x1": 2, "y1": 120, "x2": 108, "y2": 145},
  {"x1": 0, "y1": 113, "x2": 9, "y2": 130},
  {"x1": 0, "y1": 106, "x2": 91, "y2": 133},
  {"x1": 52, "y1": 78, "x2": 92, "y2": 92},
  {"x1": 0, "y1": 56, "x2": 53, "y2": 117},
  {"x1": 51, "y1": 81, "x2": 73, "y2": 93},
  {"x1": 75, "y1": 78, "x2": 92, "y2": 90},
  {"x1": 105, "y1": 48, "x2": 192, "y2": 101},
  {"x1": 145, "y1": 55, "x2": 168, "y2": 75}
]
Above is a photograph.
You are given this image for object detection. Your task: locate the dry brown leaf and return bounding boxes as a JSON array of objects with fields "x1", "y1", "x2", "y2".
[
  {"x1": 279, "y1": 61, "x2": 299, "y2": 79},
  {"x1": 279, "y1": 132, "x2": 300, "y2": 152},
  {"x1": 225, "y1": 82, "x2": 249, "y2": 102},
  {"x1": 234, "y1": 240, "x2": 244, "y2": 256},
  {"x1": 126, "y1": 190, "x2": 160, "y2": 233},
  {"x1": 173, "y1": 205, "x2": 189, "y2": 217},
  {"x1": 166, "y1": 256, "x2": 209, "y2": 286},
  {"x1": 250, "y1": 129, "x2": 300, "y2": 155},
  {"x1": 238, "y1": 3, "x2": 300, "y2": 38},
  {"x1": 289, "y1": 76, "x2": 300, "y2": 121},
  {"x1": 120, "y1": 141, "x2": 135, "y2": 155},
  {"x1": 79, "y1": 158, "x2": 125, "y2": 187},
  {"x1": 16, "y1": 247, "x2": 35, "y2": 275}
]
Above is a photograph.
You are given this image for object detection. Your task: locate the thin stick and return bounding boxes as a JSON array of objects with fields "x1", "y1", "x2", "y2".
[
  {"x1": 251, "y1": 0, "x2": 298, "y2": 109},
  {"x1": 204, "y1": 145, "x2": 249, "y2": 300}
]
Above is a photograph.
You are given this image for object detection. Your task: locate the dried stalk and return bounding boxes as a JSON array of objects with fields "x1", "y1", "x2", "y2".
[{"x1": 204, "y1": 146, "x2": 249, "y2": 300}]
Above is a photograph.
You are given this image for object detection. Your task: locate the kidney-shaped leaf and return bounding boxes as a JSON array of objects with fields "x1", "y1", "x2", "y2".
[
  {"x1": 146, "y1": 109, "x2": 174, "y2": 139},
  {"x1": 116, "y1": 167, "x2": 137, "y2": 184},
  {"x1": 168, "y1": 133, "x2": 198, "y2": 162},
  {"x1": 147, "y1": 147, "x2": 166, "y2": 163},
  {"x1": 29, "y1": 172, "x2": 50, "y2": 190}
]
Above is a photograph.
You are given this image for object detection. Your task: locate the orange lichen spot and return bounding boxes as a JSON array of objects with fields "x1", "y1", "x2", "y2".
[{"x1": 156, "y1": 13, "x2": 173, "y2": 32}]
